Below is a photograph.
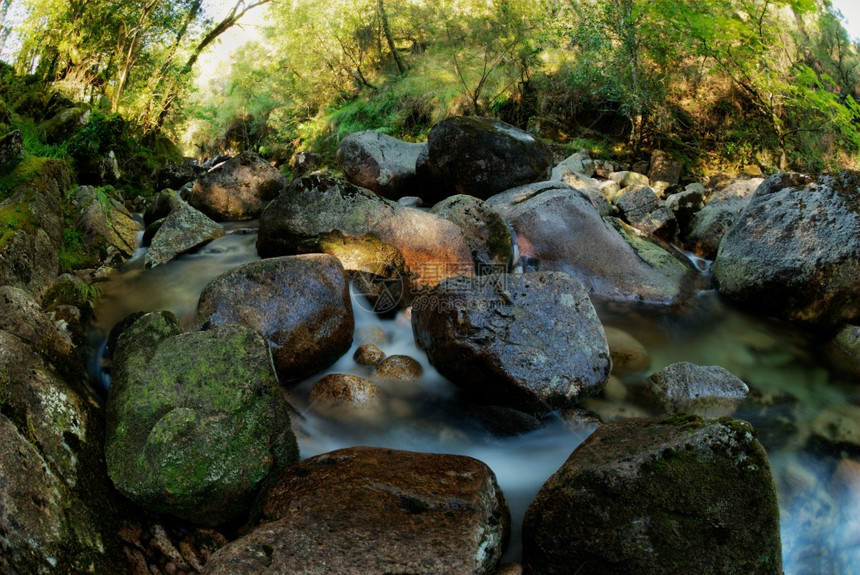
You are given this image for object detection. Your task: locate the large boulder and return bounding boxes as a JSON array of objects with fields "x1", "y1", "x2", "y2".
[
  {"x1": 38, "y1": 105, "x2": 90, "y2": 144},
  {"x1": 522, "y1": 414, "x2": 783, "y2": 575},
  {"x1": 105, "y1": 312, "x2": 298, "y2": 526},
  {"x1": 685, "y1": 177, "x2": 762, "y2": 259},
  {"x1": 411, "y1": 271, "x2": 610, "y2": 415},
  {"x1": 203, "y1": 446, "x2": 510, "y2": 575},
  {"x1": 336, "y1": 130, "x2": 425, "y2": 200},
  {"x1": 713, "y1": 171, "x2": 860, "y2": 328},
  {"x1": 665, "y1": 184, "x2": 705, "y2": 239},
  {"x1": 487, "y1": 181, "x2": 694, "y2": 304},
  {"x1": 196, "y1": 254, "x2": 354, "y2": 381},
  {"x1": 144, "y1": 201, "x2": 225, "y2": 268},
  {"x1": 0, "y1": 158, "x2": 71, "y2": 296},
  {"x1": 257, "y1": 173, "x2": 474, "y2": 295},
  {"x1": 0, "y1": 289, "x2": 131, "y2": 574},
  {"x1": 418, "y1": 116, "x2": 553, "y2": 202},
  {"x1": 70, "y1": 185, "x2": 141, "y2": 265},
  {"x1": 143, "y1": 188, "x2": 182, "y2": 226},
  {"x1": 551, "y1": 150, "x2": 595, "y2": 180},
  {"x1": 188, "y1": 151, "x2": 285, "y2": 221},
  {"x1": 430, "y1": 194, "x2": 512, "y2": 274}
]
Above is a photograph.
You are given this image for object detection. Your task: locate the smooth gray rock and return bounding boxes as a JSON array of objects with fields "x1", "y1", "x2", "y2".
[
  {"x1": 714, "y1": 171, "x2": 860, "y2": 328},
  {"x1": 337, "y1": 130, "x2": 425, "y2": 200},
  {"x1": 488, "y1": 182, "x2": 694, "y2": 304}
]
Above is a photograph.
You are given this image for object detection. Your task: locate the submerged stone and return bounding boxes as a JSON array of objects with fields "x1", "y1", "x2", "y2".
[{"x1": 647, "y1": 361, "x2": 749, "y2": 417}]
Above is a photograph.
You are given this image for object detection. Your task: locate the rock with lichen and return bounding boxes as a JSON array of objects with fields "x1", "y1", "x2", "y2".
[
  {"x1": 714, "y1": 171, "x2": 860, "y2": 329},
  {"x1": 522, "y1": 414, "x2": 782, "y2": 575},
  {"x1": 105, "y1": 311, "x2": 299, "y2": 526},
  {"x1": 0, "y1": 287, "x2": 133, "y2": 574}
]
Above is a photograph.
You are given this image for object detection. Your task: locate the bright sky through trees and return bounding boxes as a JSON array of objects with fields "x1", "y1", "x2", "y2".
[{"x1": 833, "y1": 0, "x2": 860, "y2": 39}]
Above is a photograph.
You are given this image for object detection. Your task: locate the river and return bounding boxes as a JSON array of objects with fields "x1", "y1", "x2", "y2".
[{"x1": 89, "y1": 223, "x2": 860, "y2": 574}]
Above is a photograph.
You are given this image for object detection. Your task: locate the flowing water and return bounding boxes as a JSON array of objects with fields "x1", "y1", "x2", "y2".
[{"x1": 89, "y1": 223, "x2": 860, "y2": 574}]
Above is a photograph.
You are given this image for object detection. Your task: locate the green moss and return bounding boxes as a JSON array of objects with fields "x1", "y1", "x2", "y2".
[
  {"x1": 0, "y1": 198, "x2": 37, "y2": 250},
  {"x1": 0, "y1": 155, "x2": 50, "y2": 200}
]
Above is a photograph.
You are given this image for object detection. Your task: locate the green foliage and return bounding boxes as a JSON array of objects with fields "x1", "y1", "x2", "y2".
[
  {"x1": 42, "y1": 272, "x2": 102, "y2": 306},
  {"x1": 16, "y1": 120, "x2": 70, "y2": 161},
  {"x1": 9, "y1": 0, "x2": 860, "y2": 175},
  {"x1": 57, "y1": 227, "x2": 100, "y2": 273},
  {"x1": 0, "y1": 156, "x2": 51, "y2": 200},
  {"x1": 66, "y1": 111, "x2": 130, "y2": 161}
]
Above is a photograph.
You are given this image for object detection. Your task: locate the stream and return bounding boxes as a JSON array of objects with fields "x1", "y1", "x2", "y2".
[{"x1": 89, "y1": 223, "x2": 860, "y2": 574}]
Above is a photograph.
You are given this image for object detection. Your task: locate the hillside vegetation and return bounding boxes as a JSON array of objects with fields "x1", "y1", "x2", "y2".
[{"x1": 2, "y1": 0, "x2": 860, "y2": 181}]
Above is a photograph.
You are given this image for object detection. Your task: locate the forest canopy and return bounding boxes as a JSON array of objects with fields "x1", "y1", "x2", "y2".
[{"x1": 3, "y1": 0, "x2": 860, "y2": 175}]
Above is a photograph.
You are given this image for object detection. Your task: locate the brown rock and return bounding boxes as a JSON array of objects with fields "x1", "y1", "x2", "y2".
[
  {"x1": 374, "y1": 354, "x2": 423, "y2": 381},
  {"x1": 353, "y1": 343, "x2": 385, "y2": 366},
  {"x1": 189, "y1": 151, "x2": 285, "y2": 221},
  {"x1": 196, "y1": 254, "x2": 354, "y2": 380},
  {"x1": 204, "y1": 446, "x2": 510, "y2": 575}
]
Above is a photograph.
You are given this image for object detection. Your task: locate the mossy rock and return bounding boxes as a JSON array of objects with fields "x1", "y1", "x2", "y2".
[
  {"x1": 523, "y1": 414, "x2": 782, "y2": 575},
  {"x1": 105, "y1": 312, "x2": 299, "y2": 526}
]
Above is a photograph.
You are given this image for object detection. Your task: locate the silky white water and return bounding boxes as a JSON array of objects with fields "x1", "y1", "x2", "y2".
[{"x1": 90, "y1": 224, "x2": 860, "y2": 573}]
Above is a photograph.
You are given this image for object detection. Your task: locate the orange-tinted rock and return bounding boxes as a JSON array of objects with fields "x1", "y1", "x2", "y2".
[{"x1": 204, "y1": 446, "x2": 510, "y2": 575}]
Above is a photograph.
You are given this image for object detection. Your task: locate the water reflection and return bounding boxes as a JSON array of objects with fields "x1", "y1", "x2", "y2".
[{"x1": 89, "y1": 227, "x2": 860, "y2": 573}]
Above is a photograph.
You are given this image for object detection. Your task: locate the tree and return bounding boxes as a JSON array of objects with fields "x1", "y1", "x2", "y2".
[
  {"x1": 437, "y1": 0, "x2": 541, "y2": 115},
  {"x1": 651, "y1": 0, "x2": 860, "y2": 169},
  {"x1": 11, "y1": 0, "x2": 271, "y2": 137}
]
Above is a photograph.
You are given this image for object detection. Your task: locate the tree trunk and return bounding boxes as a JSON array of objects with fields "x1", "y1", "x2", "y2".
[
  {"x1": 378, "y1": 0, "x2": 405, "y2": 74},
  {"x1": 148, "y1": 0, "x2": 273, "y2": 135}
]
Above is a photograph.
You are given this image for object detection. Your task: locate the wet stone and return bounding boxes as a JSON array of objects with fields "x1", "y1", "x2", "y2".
[
  {"x1": 309, "y1": 374, "x2": 381, "y2": 411},
  {"x1": 355, "y1": 324, "x2": 387, "y2": 347},
  {"x1": 374, "y1": 354, "x2": 423, "y2": 381},
  {"x1": 353, "y1": 343, "x2": 385, "y2": 366}
]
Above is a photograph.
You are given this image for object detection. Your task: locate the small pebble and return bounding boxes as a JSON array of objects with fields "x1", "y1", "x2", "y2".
[
  {"x1": 354, "y1": 343, "x2": 385, "y2": 366},
  {"x1": 374, "y1": 355, "x2": 423, "y2": 381}
]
